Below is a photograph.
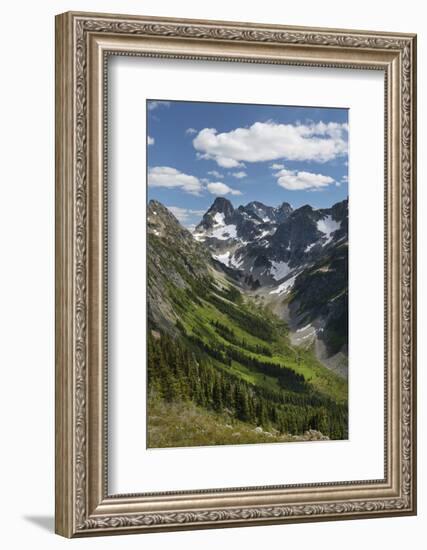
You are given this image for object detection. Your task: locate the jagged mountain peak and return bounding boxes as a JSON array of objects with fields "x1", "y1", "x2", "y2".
[
  {"x1": 244, "y1": 200, "x2": 293, "y2": 224},
  {"x1": 294, "y1": 204, "x2": 314, "y2": 215},
  {"x1": 275, "y1": 201, "x2": 293, "y2": 223},
  {"x1": 207, "y1": 196, "x2": 234, "y2": 216},
  {"x1": 192, "y1": 197, "x2": 348, "y2": 286},
  {"x1": 194, "y1": 196, "x2": 235, "y2": 234},
  {"x1": 237, "y1": 205, "x2": 263, "y2": 222},
  {"x1": 245, "y1": 200, "x2": 268, "y2": 210}
]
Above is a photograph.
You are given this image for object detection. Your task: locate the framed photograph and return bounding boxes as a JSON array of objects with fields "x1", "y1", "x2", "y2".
[{"x1": 55, "y1": 11, "x2": 417, "y2": 537}]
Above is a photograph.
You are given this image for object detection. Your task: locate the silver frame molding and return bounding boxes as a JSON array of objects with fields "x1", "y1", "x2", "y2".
[{"x1": 55, "y1": 11, "x2": 417, "y2": 538}]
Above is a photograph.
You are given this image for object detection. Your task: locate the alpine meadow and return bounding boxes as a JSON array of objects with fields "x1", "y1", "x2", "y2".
[{"x1": 146, "y1": 100, "x2": 349, "y2": 448}]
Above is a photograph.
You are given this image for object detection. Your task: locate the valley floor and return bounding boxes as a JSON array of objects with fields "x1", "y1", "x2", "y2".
[{"x1": 250, "y1": 285, "x2": 349, "y2": 379}]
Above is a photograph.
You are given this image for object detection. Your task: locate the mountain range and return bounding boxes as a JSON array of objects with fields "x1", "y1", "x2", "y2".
[
  {"x1": 192, "y1": 196, "x2": 348, "y2": 375},
  {"x1": 146, "y1": 196, "x2": 348, "y2": 447}
]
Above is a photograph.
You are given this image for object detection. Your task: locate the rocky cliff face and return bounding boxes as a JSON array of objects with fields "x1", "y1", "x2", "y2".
[{"x1": 147, "y1": 200, "x2": 212, "y2": 333}]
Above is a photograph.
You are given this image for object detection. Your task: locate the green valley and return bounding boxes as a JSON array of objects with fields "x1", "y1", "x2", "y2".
[{"x1": 147, "y1": 201, "x2": 348, "y2": 447}]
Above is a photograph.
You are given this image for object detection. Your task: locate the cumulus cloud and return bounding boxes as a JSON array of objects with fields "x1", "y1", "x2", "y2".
[
  {"x1": 274, "y1": 168, "x2": 335, "y2": 191},
  {"x1": 207, "y1": 170, "x2": 224, "y2": 179},
  {"x1": 207, "y1": 182, "x2": 242, "y2": 196},
  {"x1": 148, "y1": 166, "x2": 242, "y2": 197},
  {"x1": 147, "y1": 136, "x2": 155, "y2": 146},
  {"x1": 193, "y1": 121, "x2": 348, "y2": 167},
  {"x1": 270, "y1": 163, "x2": 284, "y2": 170},
  {"x1": 147, "y1": 100, "x2": 171, "y2": 111},
  {"x1": 166, "y1": 206, "x2": 205, "y2": 223},
  {"x1": 216, "y1": 157, "x2": 244, "y2": 168},
  {"x1": 186, "y1": 127, "x2": 197, "y2": 135},
  {"x1": 196, "y1": 152, "x2": 244, "y2": 168},
  {"x1": 231, "y1": 171, "x2": 247, "y2": 179},
  {"x1": 148, "y1": 166, "x2": 203, "y2": 195}
]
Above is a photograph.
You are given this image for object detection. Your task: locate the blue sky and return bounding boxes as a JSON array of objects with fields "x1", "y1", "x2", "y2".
[{"x1": 147, "y1": 100, "x2": 348, "y2": 229}]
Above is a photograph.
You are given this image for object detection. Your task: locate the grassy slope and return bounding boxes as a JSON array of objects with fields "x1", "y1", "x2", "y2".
[
  {"x1": 171, "y1": 279, "x2": 347, "y2": 405},
  {"x1": 148, "y1": 397, "x2": 300, "y2": 448}
]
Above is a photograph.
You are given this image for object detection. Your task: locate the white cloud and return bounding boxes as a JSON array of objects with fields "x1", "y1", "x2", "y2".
[
  {"x1": 274, "y1": 168, "x2": 335, "y2": 191},
  {"x1": 207, "y1": 182, "x2": 242, "y2": 196},
  {"x1": 166, "y1": 206, "x2": 205, "y2": 223},
  {"x1": 186, "y1": 127, "x2": 197, "y2": 135},
  {"x1": 147, "y1": 136, "x2": 155, "y2": 146},
  {"x1": 216, "y1": 157, "x2": 244, "y2": 168},
  {"x1": 231, "y1": 171, "x2": 247, "y2": 179},
  {"x1": 196, "y1": 152, "x2": 244, "y2": 168},
  {"x1": 148, "y1": 166, "x2": 203, "y2": 195},
  {"x1": 207, "y1": 170, "x2": 224, "y2": 179},
  {"x1": 147, "y1": 100, "x2": 171, "y2": 111},
  {"x1": 270, "y1": 163, "x2": 284, "y2": 170},
  {"x1": 193, "y1": 121, "x2": 348, "y2": 167},
  {"x1": 148, "y1": 167, "x2": 243, "y2": 197}
]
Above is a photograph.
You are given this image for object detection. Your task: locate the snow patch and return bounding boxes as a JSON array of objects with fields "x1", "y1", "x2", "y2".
[
  {"x1": 230, "y1": 255, "x2": 243, "y2": 268},
  {"x1": 192, "y1": 232, "x2": 206, "y2": 242},
  {"x1": 270, "y1": 261, "x2": 291, "y2": 281},
  {"x1": 305, "y1": 242, "x2": 316, "y2": 253},
  {"x1": 213, "y1": 212, "x2": 225, "y2": 226},
  {"x1": 269, "y1": 273, "x2": 298, "y2": 296},
  {"x1": 317, "y1": 215, "x2": 341, "y2": 245},
  {"x1": 213, "y1": 251, "x2": 231, "y2": 265},
  {"x1": 256, "y1": 229, "x2": 271, "y2": 240},
  {"x1": 296, "y1": 323, "x2": 312, "y2": 333},
  {"x1": 213, "y1": 251, "x2": 243, "y2": 269},
  {"x1": 211, "y1": 224, "x2": 237, "y2": 240}
]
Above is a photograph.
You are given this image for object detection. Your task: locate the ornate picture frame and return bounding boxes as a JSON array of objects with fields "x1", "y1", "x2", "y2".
[{"x1": 55, "y1": 11, "x2": 417, "y2": 537}]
